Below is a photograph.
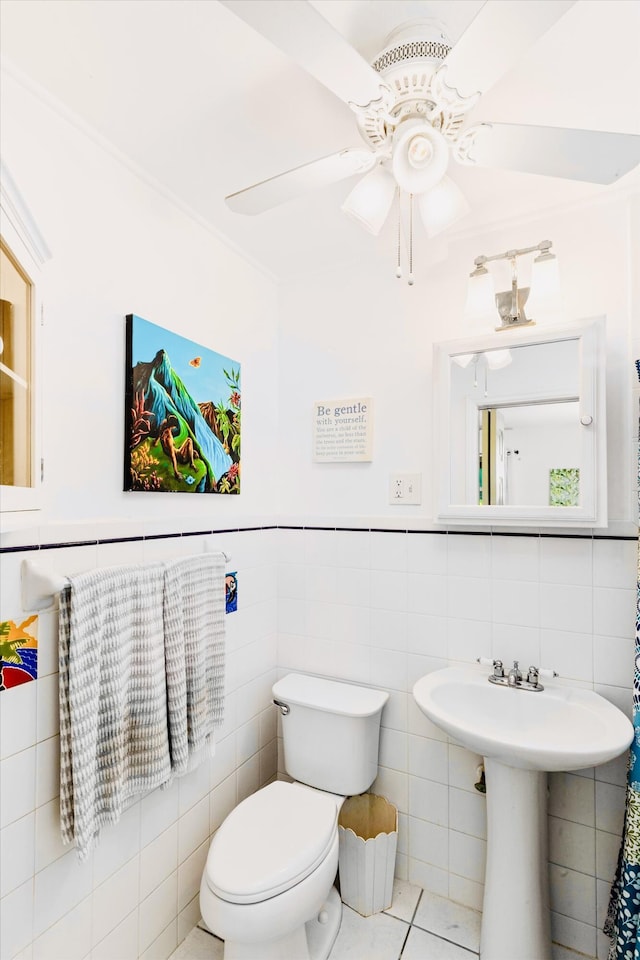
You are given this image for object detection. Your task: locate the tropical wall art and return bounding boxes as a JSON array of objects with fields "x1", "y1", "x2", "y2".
[
  {"x1": 125, "y1": 315, "x2": 240, "y2": 494},
  {"x1": 225, "y1": 572, "x2": 238, "y2": 614},
  {"x1": 0, "y1": 615, "x2": 38, "y2": 691}
]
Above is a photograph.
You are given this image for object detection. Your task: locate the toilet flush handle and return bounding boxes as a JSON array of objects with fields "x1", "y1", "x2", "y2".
[{"x1": 273, "y1": 698, "x2": 290, "y2": 716}]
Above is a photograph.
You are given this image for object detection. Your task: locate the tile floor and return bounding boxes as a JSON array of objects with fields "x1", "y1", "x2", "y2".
[
  {"x1": 168, "y1": 880, "x2": 589, "y2": 960},
  {"x1": 169, "y1": 881, "x2": 479, "y2": 960}
]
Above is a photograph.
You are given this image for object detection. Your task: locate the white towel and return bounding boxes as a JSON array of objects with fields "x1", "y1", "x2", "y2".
[
  {"x1": 58, "y1": 562, "x2": 170, "y2": 860},
  {"x1": 163, "y1": 553, "x2": 226, "y2": 776}
]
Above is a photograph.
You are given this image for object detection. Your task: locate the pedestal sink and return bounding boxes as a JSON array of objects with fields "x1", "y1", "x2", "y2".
[{"x1": 413, "y1": 665, "x2": 633, "y2": 960}]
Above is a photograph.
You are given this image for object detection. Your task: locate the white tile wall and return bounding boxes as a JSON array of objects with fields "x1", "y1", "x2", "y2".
[
  {"x1": 275, "y1": 525, "x2": 637, "y2": 959},
  {"x1": 0, "y1": 526, "x2": 278, "y2": 960},
  {"x1": 1, "y1": 523, "x2": 636, "y2": 960}
]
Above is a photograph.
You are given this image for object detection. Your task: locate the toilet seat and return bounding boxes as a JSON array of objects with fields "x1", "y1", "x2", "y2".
[{"x1": 205, "y1": 781, "x2": 338, "y2": 905}]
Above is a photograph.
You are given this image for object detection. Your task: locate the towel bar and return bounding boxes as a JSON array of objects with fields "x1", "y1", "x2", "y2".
[{"x1": 21, "y1": 548, "x2": 232, "y2": 611}]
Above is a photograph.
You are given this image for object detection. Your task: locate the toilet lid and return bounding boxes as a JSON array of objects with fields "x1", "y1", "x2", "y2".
[{"x1": 205, "y1": 781, "x2": 338, "y2": 904}]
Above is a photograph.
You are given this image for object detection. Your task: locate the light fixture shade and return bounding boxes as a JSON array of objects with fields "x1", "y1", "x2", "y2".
[
  {"x1": 451, "y1": 352, "x2": 476, "y2": 368},
  {"x1": 464, "y1": 270, "x2": 496, "y2": 324},
  {"x1": 341, "y1": 166, "x2": 396, "y2": 235},
  {"x1": 416, "y1": 176, "x2": 470, "y2": 238},
  {"x1": 528, "y1": 254, "x2": 562, "y2": 320},
  {"x1": 392, "y1": 119, "x2": 449, "y2": 195},
  {"x1": 485, "y1": 349, "x2": 512, "y2": 370}
]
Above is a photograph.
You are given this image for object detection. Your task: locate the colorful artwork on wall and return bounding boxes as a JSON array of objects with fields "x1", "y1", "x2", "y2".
[
  {"x1": 225, "y1": 572, "x2": 238, "y2": 614},
  {"x1": 549, "y1": 467, "x2": 580, "y2": 506},
  {"x1": 0, "y1": 615, "x2": 38, "y2": 691},
  {"x1": 125, "y1": 315, "x2": 241, "y2": 494}
]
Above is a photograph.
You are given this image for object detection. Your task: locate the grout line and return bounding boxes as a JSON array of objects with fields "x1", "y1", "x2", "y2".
[
  {"x1": 409, "y1": 886, "x2": 423, "y2": 926},
  {"x1": 397, "y1": 921, "x2": 412, "y2": 958}
]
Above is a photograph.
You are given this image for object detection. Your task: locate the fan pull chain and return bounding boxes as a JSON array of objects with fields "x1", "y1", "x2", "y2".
[
  {"x1": 395, "y1": 187, "x2": 402, "y2": 280},
  {"x1": 395, "y1": 189, "x2": 415, "y2": 286}
]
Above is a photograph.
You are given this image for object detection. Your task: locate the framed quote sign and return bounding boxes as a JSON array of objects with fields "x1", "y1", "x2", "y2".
[{"x1": 312, "y1": 397, "x2": 373, "y2": 462}]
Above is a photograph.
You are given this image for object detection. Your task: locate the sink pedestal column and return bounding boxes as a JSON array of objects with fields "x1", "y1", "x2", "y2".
[{"x1": 481, "y1": 758, "x2": 551, "y2": 960}]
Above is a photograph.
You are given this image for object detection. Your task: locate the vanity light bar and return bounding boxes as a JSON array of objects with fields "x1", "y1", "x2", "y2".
[{"x1": 465, "y1": 240, "x2": 560, "y2": 331}]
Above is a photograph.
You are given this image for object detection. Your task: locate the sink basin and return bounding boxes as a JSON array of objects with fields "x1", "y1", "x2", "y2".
[
  {"x1": 412, "y1": 665, "x2": 633, "y2": 960},
  {"x1": 413, "y1": 664, "x2": 633, "y2": 771}
]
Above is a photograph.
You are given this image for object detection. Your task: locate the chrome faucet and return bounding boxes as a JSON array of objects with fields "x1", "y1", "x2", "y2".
[
  {"x1": 478, "y1": 656, "x2": 558, "y2": 692},
  {"x1": 507, "y1": 661, "x2": 522, "y2": 686}
]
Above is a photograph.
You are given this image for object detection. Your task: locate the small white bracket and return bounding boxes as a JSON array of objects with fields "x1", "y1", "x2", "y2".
[{"x1": 21, "y1": 558, "x2": 67, "y2": 611}]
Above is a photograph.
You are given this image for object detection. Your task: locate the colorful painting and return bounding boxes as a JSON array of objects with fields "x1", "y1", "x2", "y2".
[
  {"x1": 125, "y1": 315, "x2": 241, "y2": 494},
  {"x1": 225, "y1": 572, "x2": 238, "y2": 614},
  {"x1": 0, "y1": 616, "x2": 38, "y2": 690},
  {"x1": 549, "y1": 467, "x2": 580, "y2": 506}
]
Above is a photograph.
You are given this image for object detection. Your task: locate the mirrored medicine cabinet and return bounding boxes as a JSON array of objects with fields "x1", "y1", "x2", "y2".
[{"x1": 433, "y1": 317, "x2": 607, "y2": 527}]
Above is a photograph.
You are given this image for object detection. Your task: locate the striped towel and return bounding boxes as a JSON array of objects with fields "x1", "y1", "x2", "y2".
[
  {"x1": 59, "y1": 563, "x2": 170, "y2": 860},
  {"x1": 163, "y1": 553, "x2": 226, "y2": 776}
]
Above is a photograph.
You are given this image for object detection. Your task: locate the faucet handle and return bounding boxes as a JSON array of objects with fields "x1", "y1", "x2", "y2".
[
  {"x1": 477, "y1": 657, "x2": 505, "y2": 678},
  {"x1": 527, "y1": 665, "x2": 559, "y2": 685}
]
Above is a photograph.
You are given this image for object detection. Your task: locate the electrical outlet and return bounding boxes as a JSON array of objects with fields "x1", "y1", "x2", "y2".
[{"x1": 389, "y1": 473, "x2": 422, "y2": 505}]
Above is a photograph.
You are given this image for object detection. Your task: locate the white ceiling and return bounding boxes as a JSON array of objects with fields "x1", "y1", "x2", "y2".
[{"x1": 1, "y1": 0, "x2": 639, "y2": 280}]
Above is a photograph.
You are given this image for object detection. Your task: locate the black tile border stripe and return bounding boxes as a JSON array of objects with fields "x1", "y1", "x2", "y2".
[{"x1": 1, "y1": 523, "x2": 635, "y2": 555}]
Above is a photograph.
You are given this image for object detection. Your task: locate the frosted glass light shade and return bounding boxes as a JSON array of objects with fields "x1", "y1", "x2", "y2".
[
  {"x1": 417, "y1": 176, "x2": 470, "y2": 239},
  {"x1": 485, "y1": 349, "x2": 512, "y2": 370},
  {"x1": 464, "y1": 270, "x2": 496, "y2": 323},
  {"x1": 451, "y1": 352, "x2": 476, "y2": 368},
  {"x1": 341, "y1": 166, "x2": 396, "y2": 235},
  {"x1": 528, "y1": 255, "x2": 562, "y2": 320},
  {"x1": 392, "y1": 120, "x2": 449, "y2": 194}
]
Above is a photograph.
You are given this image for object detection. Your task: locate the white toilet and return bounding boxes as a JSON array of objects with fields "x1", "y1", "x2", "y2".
[{"x1": 199, "y1": 673, "x2": 389, "y2": 960}]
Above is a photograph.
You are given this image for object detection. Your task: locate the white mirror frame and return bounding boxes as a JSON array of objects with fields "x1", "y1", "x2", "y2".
[{"x1": 434, "y1": 317, "x2": 607, "y2": 527}]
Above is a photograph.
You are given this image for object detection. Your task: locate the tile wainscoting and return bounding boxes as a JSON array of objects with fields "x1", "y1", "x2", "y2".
[
  {"x1": 275, "y1": 524, "x2": 636, "y2": 960},
  {"x1": 0, "y1": 520, "x2": 636, "y2": 959}
]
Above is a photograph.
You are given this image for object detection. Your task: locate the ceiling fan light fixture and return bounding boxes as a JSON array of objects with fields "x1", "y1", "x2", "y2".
[
  {"x1": 485, "y1": 348, "x2": 513, "y2": 370},
  {"x1": 407, "y1": 135, "x2": 434, "y2": 169},
  {"x1": 341, "y1": 165, "x2": 396, "y2": 235},
  {"x1": 392, "y1": 120, "x2": 449, "y2": 194},
  {"x1": 417, "y1": 175, "x2": 470, "y2": 239},
  {"x1": 451, "y1": 352, "x2": 476, "y2": 368}
]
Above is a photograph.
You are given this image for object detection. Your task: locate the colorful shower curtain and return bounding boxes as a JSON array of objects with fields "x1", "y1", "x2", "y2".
[{"x1": 605, "y1": 359, "x2": 640, "y2": 960}]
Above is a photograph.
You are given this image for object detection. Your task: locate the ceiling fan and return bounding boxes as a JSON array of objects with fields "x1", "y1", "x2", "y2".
[{"x1": 220, "y1": 0, "x2": 640, "y2": 255}]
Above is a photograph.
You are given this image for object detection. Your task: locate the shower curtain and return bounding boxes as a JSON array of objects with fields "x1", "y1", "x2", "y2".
[{"x1": 605, "y1": 359, "x2": 640, "y2": 960}]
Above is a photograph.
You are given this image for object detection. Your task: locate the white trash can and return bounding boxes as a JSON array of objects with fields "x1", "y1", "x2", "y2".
[{"x1": 338, "y1": 793, "x2": 398, "y2": 917}]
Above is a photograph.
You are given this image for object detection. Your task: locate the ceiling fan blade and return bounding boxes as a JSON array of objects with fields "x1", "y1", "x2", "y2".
[
  {"x1": 219, "y1": 0, "x2": 385, "y2": 108},
  {"x1": 225, "y1": 149, "x2": 376, "y2": 215},
  {"x1": 467, "y1": 123, "x2": 640, "y2": 184},
  {"x1": 441, "y1": 0, "x2": 575, "y2": 99}
]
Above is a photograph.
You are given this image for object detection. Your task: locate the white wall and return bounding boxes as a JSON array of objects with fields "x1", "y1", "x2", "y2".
[
  {"x1": 0, "y1": 71, "x2": 280, "y2": 530},
  {"x1": 277, "y1": 193, "x2": 638, "y2": 529}
]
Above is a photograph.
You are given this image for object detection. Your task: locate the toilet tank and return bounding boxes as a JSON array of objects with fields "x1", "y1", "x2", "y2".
[{"x1": 272, "y1": 673, "x2": 389, "y2": 796}]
